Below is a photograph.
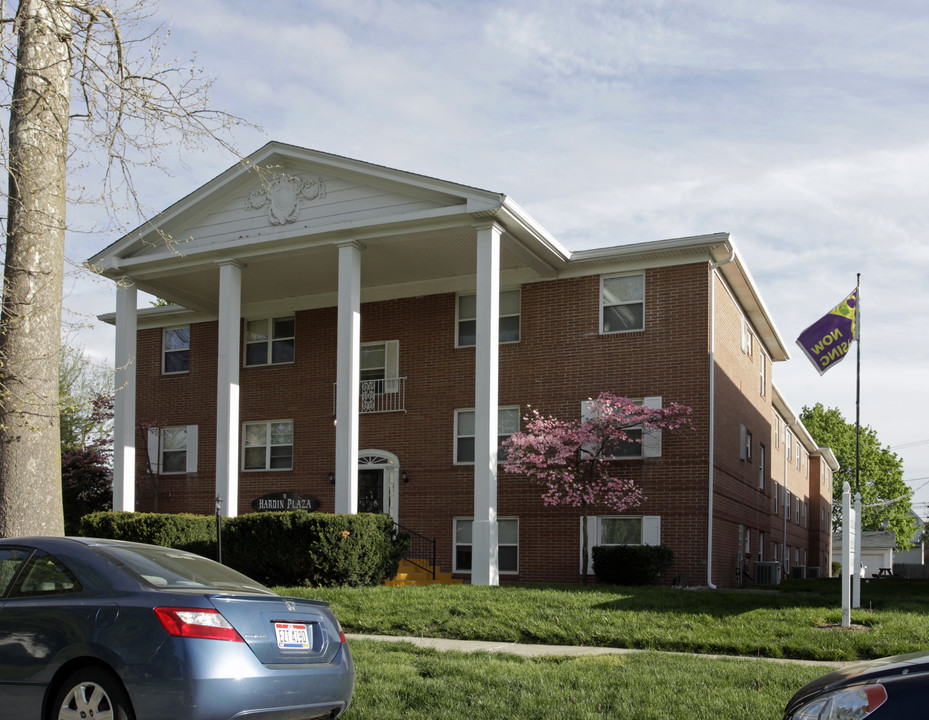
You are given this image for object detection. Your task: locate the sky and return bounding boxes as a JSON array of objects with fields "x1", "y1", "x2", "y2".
[{"x1": 61, "y1": 0, "x2": 929, "y2": 514}]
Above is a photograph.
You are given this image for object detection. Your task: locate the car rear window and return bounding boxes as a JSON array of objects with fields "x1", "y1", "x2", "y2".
[{"x1": 96, "y1": 545, "x2": 274, "y2": 595}]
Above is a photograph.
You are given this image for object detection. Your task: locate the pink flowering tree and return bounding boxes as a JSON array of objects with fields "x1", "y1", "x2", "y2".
[{"x1": 501, "y1": 392, "x2": 692, "y2": 580}]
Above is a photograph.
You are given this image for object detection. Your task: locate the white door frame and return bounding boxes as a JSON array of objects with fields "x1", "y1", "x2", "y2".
[{"x1": 358, "y1": 450, "x2": 400, "y2": 524}]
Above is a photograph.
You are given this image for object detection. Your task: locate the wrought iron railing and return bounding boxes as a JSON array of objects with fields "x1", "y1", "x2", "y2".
[
  {"x1": 393, "y1": 522, "x2": 436, "y2": 579},
  {"x1": 332, "y1": 377, "x2": 407, "y2": 414}
]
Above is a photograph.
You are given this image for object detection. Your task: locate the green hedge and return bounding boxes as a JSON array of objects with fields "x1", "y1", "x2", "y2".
[
  {"x1": 79, "y1": 510, "x2": 408, "y2": 587},
  {"x1": 592, "y1": 544, "x2": 674, "y2": 585},
  {"x1": 80, "y1": 511, "x2": 217, "y2": 558}
]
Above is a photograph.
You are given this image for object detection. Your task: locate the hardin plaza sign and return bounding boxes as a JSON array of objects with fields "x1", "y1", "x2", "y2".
[{"x1": 251, "y1": 492, "x2": 321, "y2": 512}]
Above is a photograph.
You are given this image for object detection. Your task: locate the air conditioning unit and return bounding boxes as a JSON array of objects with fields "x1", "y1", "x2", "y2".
[
  {"x1": 755, "y1": 561, "x2": 781, "y2": 585},
  {"x1": 790, "y1": 565, "x2": 806, "y2": 579},
  {"x1": 806, "y1": 566, "x2": 820, "y2": 578}
]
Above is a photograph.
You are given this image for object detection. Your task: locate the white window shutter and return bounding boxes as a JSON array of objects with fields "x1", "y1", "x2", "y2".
[
  {"x1": 186, "y1": 425, "x2": 199, "y2": 473},
  {"x1": 643, "y1": 396, "x2": 662, "y2": 457},
  {"x1": 739, "y1": 423, "x2": 747, "y2": 461},
  {"x1": 580, "y1": 516, "x2": 598, "y2": 574},
  {"x1": 147, "y1": 428, "x2": 161, "y2": 475},
  {"x1": 385, "y1": 340, "x2": 399, "y2": 393},
  {"x1": 642, "y1": 516, "x2": 661, "y2": 545}
]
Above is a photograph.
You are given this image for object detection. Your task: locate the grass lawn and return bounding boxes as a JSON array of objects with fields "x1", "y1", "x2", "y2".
[
  {"x1": 275, "y1": 578, "x2": 929, "y2": 719},
  {"x1": 282, "y1": 577, "x2": 929, "y2": 662},
  {"x1": 340, "y1": 640, "x2": 827, "y2": 720}
]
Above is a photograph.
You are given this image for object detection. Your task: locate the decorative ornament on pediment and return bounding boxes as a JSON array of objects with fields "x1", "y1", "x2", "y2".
[{"x1": 245, "y1": 174, "x2": 327, "y2": 225}]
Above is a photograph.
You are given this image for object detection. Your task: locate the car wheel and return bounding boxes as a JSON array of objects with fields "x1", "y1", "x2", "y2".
[{"x1": 53, "y1": 667, "x2": 134, "y2": 720}]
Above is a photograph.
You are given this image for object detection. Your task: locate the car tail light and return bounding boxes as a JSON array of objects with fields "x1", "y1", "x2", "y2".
[
  {"x1": 792, "y1": 684, "x2": 888, "y2": 719},
  {"x1": 154, "y1": 607, "x2": 244, "y2": 642},
  {"x1": 334, "y1": 617, "x2": 347, "y2": 644}
]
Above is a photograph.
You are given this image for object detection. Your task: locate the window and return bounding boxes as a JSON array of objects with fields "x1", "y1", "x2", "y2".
[
  {"x1": 9, "y1": 552, "x2": 81, "y2": 597},
  {"x1": 146, "y1": 425, "x2": 198, "y2": 475},
  {"x1": 583, "y1": 515, "x2": 661, "y2": 573},
  {"x1": 245, "y1": 317, "x2": 295, "y2": 366},
  {"x1": 453, "y1": 517, "x2": 518, "y2": 574},
  {"x1": 774, "y1": 414, "x2": 780, "y2": 448},
  {"x1": 759, "y1": 353, "x2": 767, "y2": 396},
  {"x1": 785, "y1": 431, "x2": 792, "y2": 461},
  {"x1": 758, "y1": 531, "x2": 765, "y2": 561},
  {"x1": 163, "y1": 326, "x2": 190, "y2": 374},
  {"x1": 740, "y1": 425, "x2": 753, "y2": 462},
  {"x1": 786, "y1": 491, "x2": 792, "y2": 520},
  {"x1": 243, "y1": 420, "x2": 293, "y2": 470},
  {"x1": 758, "y1": 444, "x2": 766, "y2": 489},
  {"x1": 581, "y1": 397, "x2": 663, "y2": 459},
  {"x1": 740, "y1": 316, "x2": 754, "y2": 356},
  {"x1": 0, "y1": 547, "x2": 30, "y2": 596},
  {"x1": 773, "y1": 483, "x2": 780, "y2": 514},
  {"x1": 454, "y1": 407, "x2": 519, "y2": 464},
  {"x1": 796, "y1": 442, "x2": 801, "y2": 469},
  {"x1": 600, "y1": 274, "x2": 644, "y2": 333},
  {"x1": 456, "y1": 289, "x2": 521, "y2": 347},
  {"x1": 744, "y1": 528, "x2": 751, "y2": 555},
  {"x1": 360, "y1": 340, "x2": 399, "y2": 392}
]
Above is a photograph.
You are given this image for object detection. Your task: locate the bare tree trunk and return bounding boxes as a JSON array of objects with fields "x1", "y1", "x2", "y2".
[{"x1": 0, "y1": 0, "x2": 73, "y2": 537}]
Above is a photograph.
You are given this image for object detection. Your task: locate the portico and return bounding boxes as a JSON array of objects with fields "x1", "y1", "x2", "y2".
[{"x1": 91, "y1": 142, "x2": 570, "y2": 586}]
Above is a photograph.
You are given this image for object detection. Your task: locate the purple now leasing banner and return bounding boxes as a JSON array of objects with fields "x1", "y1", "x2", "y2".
[{"x1": 796, "y1": 289, "x2": 858, "y2": 375}]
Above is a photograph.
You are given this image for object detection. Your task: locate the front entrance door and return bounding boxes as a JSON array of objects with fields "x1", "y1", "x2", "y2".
[
  {"x1": 358, "y1": 451, "x2": 399, "y2": 522},
  {"x1": 358, "y1": 469, "x2": 385, "y2": 514}
]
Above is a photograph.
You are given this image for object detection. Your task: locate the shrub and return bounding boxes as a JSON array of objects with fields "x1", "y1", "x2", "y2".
[
  {"x1": 832, "y1": 561, "x2": 841, "y2": 577},
  {"x1": 223, "y1": 511, "x2": 408, "y2": 587},
  {"x1": 79, "y1": 511, "x2": 216, "y2": 558},
  {"x1": 592, "y1": 544, "x2": 674, "y2": 585},
  {"x1": 79, "y1": 510, "x2": 407, "y2": 587}
]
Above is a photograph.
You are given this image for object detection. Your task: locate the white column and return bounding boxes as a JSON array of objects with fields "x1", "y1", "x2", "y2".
[
  {"x1": 216, "y1": 260, "x2": 243, "y2": 517},
  {"x1": 472, "y1": 223, "x2": 502, "y2": 586},
  {"x1": 335, "y1": 241, "x2": 363, "y2": 514},
  {"x1": 113, "y1": 280, "x2": 137, "y2": 512}
]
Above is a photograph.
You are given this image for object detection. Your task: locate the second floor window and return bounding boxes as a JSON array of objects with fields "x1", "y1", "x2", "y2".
[
  {"x1": 245, "y1": 317, "x2": 295, "y2": 366},
  {"x1": 454, "y1": 407, "x2": 520, "y2": 464},
  {"x1": 601, "y1": 274, "x2": 644, "y2": 333},
  {"x1": 457, "y1": 289, "x2": 521, "y2": 347},
  {"x1": 243, "y1": 420, "x2": 293, "y2": 470},
  {"x1": 162, "y1": 327, "x2": 190, "y2": 374}
]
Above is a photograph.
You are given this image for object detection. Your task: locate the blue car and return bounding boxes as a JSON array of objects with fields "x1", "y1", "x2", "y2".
[
  {"x1": 782, "y1": 651, "x2": 929, "y2": 719},
  {"x1": 0, "y1": 536, "x2": 354, "y2": 720}
]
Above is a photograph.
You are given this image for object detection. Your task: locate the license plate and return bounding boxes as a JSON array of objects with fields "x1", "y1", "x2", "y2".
[{"x1": 274, "y1": 621, "x2": 311, "y2": 650}]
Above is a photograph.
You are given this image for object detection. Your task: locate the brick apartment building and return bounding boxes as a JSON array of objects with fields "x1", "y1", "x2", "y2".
[{"x1": 89, "y1": 142, "x2": 835, "y2": 588}]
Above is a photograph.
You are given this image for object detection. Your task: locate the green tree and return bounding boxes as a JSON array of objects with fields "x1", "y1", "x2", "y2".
[{"x1": 801, "y1": 403, "x2": 917, "y2": 549}]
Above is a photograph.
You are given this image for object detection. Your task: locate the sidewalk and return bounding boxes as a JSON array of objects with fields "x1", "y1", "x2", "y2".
[{"x1": 346, "y1": 634, "x2": 843, "y2": 667}]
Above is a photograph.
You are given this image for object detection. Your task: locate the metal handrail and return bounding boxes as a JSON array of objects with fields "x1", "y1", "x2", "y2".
[
  {"x1": 394, "y1": 522, "x2": 436, "y2": 579},
  {"x1": 332, "y1": 377, "x2": 407, "y2": 414}
]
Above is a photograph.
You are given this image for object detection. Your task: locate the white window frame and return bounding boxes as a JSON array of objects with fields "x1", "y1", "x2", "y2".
[
  {"x1": 758, "y1": 444, "x2": 766, "y2": 489},
  {"x1": 785, "y1": 431, "x2": 792, "y2": 461},
  {"x1": 360, "y1": 340, "x2": 400, "y2": 393},
  {"x1": 244, "y1": 316, "x2": 295, "y2": 367},
  {"x1": 581, "y1": 396, "x2": 662, "y2": 459},
  {"x1": 242, "y1": 419, "x2": 294, "y2": 471},
  {"x1": 600, "y1": 273, "x2": 645, "y2": 334},
  {"x1": 773, "y1": 482, "x2": 780, "y2": 515},
  {"x1": 147, "y1": 425, "x2": 198, "y2": 475},
  {"x1": 454, "y1": 406, "x2": 520, "y2": 465},
  {"x1": 786, "y1": 491, "x2": 792, "y2": 520},
  {"x1": 456, "y1": 288, "x2": 521, "y2": 347},
  {"x1": 582, "y1": 515, "x2": 661, "y2": 574},
  {"x1": 452, "y1": 517, "x2": 519, "y2": 574},
  {"x1": 162, "y1": 326, "x2": 191, "y2": 375},
  {"x1": 739, "y1": 424, "x2": 753, "y2": 462},
  {"x1": 741, "y1": 315, "x2": 754, "y2": 356}
]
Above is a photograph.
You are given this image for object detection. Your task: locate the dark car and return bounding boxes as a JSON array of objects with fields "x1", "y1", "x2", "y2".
[
  {"x1": 782, "y1": 651, "x2": 929, "y2": 719},
  {"x1": 0, "y1": 536, "x2": 354, "y2": 720}
]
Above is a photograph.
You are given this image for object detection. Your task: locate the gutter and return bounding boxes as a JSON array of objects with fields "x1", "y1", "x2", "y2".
[{"x1": 706, "y1": 247, "x2": 736, "y2": 589}]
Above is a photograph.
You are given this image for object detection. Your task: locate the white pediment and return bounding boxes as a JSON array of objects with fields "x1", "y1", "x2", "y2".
[{"x1": 108, "y1": 144, "x2": 497, "y2": 264}]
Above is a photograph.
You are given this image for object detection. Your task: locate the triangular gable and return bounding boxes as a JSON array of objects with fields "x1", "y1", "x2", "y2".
[{"x1": 90, "y1": 142, "x2": 505, "y2": 268}]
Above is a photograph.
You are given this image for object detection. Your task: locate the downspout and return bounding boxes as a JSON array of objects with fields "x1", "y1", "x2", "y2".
[{"x1": 707, "y1": 248, "x2": 735, "y2": 589}]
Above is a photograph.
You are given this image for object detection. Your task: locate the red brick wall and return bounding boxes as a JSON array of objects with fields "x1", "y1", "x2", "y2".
[{"x1": 131, "y1": 261, "x2": 825, "y2": 586}]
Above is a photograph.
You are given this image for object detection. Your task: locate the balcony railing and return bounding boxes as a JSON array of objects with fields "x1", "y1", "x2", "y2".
[{"x1": 332, "y1": 377, "x2": 407, "y2": 414}]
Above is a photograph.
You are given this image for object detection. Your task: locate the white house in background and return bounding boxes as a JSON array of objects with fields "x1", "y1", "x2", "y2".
[{"x1": 832, "y1": 531, "x2": 896, "y2": 577}]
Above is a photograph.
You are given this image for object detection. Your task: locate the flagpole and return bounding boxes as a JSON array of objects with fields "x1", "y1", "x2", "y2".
[{"x1": 852, "y1": 273, "x2": 861, "y2": 609}]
